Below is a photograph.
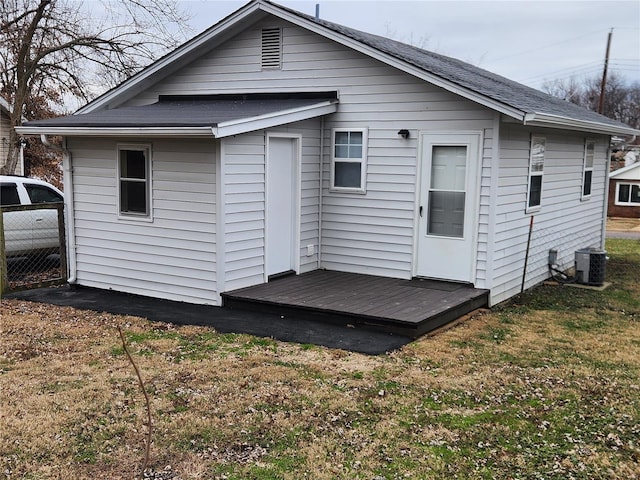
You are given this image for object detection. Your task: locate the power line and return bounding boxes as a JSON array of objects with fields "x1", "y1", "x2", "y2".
[
  {"x1": 517, "y1": 60, "x2": 639, "y2": 85},
  {"x1": 489, "y1": 28, "x2": 614, "y2": 62},
  {"x1": 518, "y1": 62, "x2": 604, "y2": 83}
]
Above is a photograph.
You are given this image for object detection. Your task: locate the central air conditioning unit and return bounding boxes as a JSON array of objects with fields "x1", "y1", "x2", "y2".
[{"x1": 574, "y1": 248, "x2": 607, "y2": 286}]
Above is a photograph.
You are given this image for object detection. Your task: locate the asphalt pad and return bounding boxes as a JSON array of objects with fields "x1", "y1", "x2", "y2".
[{"x1": 7, "y1": 286, "x2": 412, "y2": 355}]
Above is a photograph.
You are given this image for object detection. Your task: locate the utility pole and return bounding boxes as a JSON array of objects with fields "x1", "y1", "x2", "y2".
[{"x1": 598, "y1": 28, "x2": 613, "y2": 114}]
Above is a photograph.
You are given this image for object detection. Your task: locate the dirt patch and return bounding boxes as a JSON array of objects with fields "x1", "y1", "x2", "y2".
[{"x1": 607, "y1": 217, "x2": 640, "y2": 231}]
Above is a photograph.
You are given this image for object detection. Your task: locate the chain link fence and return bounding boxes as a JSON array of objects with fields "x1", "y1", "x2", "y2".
[{"x1": 1, "y1": 203, "x2": 67, "y2": 294}]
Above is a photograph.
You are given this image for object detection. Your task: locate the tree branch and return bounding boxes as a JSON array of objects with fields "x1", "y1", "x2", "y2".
[{"x1": 117, "y1": 325, "x2": 152, "y2": 473}]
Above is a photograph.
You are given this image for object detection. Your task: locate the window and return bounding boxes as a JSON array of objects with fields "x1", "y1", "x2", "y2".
[
  {"x1": 526, "y1": 136, "x2": 545, "y2": 211},
  {"x1": 582, "y1": 139, "x2": 595, "y2": 199},
  {"x1": 261, "y1": 27, "x2": 282, "y2": 70},
  {"x1": 118, "y1": 145, "x2": 151, "y2": 217},
  {"x1": 616, "y1": 182, "x2": 640, "y2": 205},
  {"x1": 331, "y1": 128, "x2": 367, "y2": 192},
  {"x1": 25, "y1": 184, "x2": 63, "y2": 204},
  {"x1": 1, "y1": 183, "x2": 20, "y2": 206}
]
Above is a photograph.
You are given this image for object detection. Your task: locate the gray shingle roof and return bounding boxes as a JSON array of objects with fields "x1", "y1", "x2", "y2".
[
  {"x1": 21, "y1": 0, "x2": 637, "y2": 135},
  {"x1": 274, "y1": 0, "x2": 633, "y2": 132},
  {"x1": 23, "y1": 93, "x2": 337, "y2": 128}
]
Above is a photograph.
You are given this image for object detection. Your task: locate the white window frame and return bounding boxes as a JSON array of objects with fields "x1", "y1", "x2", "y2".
[
  {"x1": 330, "y1": 128, "x2": 368, "y2": 193},
  {"x1": 614, "y1": 182, "x2": 640, "y2": 206},
  {"x1": 117, "y1": 144, "x2": 152, "y2": 220},
  {"x1": 581, "y1": 139, "x2": 595, "y2": 200},
  {"x1": 526, "y1": 135, "x2": 545, "y2": 213}
]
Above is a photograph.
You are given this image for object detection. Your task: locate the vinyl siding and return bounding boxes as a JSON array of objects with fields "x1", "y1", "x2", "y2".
[
  {"x1": 491, "y1": 123, "x2": 609, "y2": 305},
  {"x1": 220, "y1": 132, "x2": 265, "y2": 292},
  {"x1": 296, "y1": 121, "x2": 322, "y2": 274},
  {"x1": 120, "y1": 18, "x2": 496, "y2": 286},
  {"x1": 220, "y1": 119, "x2": 321, "y2": 292},
  {"x1": 476, "y1": 124, "x2": 498, "y2": 287},
  {"x1": 68, "y1": 137, "x2": 218, "y2": 304}
]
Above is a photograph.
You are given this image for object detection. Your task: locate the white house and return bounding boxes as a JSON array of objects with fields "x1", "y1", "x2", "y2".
[{"x1": 18, "y1": 0, "x2": 639, "y2": 309}]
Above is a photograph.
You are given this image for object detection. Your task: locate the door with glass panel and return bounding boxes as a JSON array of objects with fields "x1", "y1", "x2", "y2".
[{"x1": 416, "y1": 133, "x2": 480, "y2": 283}]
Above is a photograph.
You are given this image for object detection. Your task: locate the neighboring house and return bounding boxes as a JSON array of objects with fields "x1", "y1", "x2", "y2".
[
  {"x1": 608, "y1": 162, "x2": 640, "y2": 218},
  {"x1": 0, "y1": 98, "x2": 9, "y2": 167},
  {"x1": 0, "y1": 97, "x2": 24, "y2": 176},
  {"x1": 17, "y1": 0, "x2": 639, "y2": 308}
]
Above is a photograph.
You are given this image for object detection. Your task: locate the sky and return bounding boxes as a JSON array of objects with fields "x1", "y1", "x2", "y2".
[{"x1": 177, "y1": 0, "x2": 640, "y2": 92}]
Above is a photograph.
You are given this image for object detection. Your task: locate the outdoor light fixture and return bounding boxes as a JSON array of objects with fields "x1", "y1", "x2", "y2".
[{"x1": 398, "y1": 129, "x2": 410, "y2": 139}]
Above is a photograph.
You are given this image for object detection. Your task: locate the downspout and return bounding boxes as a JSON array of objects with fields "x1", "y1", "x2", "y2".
[
  {"x1": 601, "y1": 139, "x2": 612, "y2": 251},
  {"x1": 317, "y1": 117, "x2": 324, "y2": 268},
  {"x1": 18, "y1": 140, "x2": 25, "y2": 174},
  {"x1": 40, "y1": 134, "x2": 77, "y2": 284}
]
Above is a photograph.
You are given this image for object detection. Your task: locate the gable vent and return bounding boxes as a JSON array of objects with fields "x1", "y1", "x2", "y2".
[{"x1": 261, "y1": 27, "x2": 282, "y2": 70}]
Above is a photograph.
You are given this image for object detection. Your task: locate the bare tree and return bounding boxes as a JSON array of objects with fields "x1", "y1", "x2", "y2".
[
  {"x1": 384, "y1": 22, "x2": 431, "y2": 50},
  {"x1": 22, "y1": 93, "x2": 63, "y2": 188},
  {"x1": 540, "y1": 76, "x2": 583, "y2": 105},
  {"x1": 0, "y1": 0, "x2": 191, "y2": 174},
  {"x1": 622, "y1": 84, "x2": 640, "y2": 135},
  {"x1": 542, "y1": 72, "x2": 640, "y2": 131}
]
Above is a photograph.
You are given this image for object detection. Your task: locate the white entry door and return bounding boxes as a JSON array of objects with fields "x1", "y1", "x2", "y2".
[
  {"x1": 416, "y1": 132, "x2": 480, "y2": 283},
  {"x1": 266, "y1": 135, "x2": 299, "y2": 278}
]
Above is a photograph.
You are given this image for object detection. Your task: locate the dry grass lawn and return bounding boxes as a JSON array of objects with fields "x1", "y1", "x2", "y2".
[{"x1": 1, "y1": 238, "x2": 639, "y2": 479}]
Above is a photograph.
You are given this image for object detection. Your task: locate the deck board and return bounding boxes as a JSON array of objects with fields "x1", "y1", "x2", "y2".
[{"x1": 222, "y1": 270, "x2": 489, "y2": 337}]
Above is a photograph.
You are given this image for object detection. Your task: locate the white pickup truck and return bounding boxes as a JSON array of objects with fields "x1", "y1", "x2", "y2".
[{"x1": 1, "y1": 175, "x2": 64, "y2": 257}]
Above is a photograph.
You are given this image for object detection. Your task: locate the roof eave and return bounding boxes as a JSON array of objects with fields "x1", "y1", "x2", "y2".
[
  {"x1": 609, "y1": 162, "x2": 640, "y2": 180},
  {"x1": 15, "y1": 126, "x2": 216, "y2": 137},
  {"x1": 523, "y1": 112, "x2": 640, "y2": 137},
  {"x1": 213, "y1": 99, "x2": 338, "y2": 137},
  {"x1": 0, "y1": 97, "x2": 10, "y2": 115},
  {"x1": 16, "y1": 99, "x2": 339, "y2": 138}
]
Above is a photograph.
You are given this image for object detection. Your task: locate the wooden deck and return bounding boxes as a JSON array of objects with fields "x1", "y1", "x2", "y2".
[{"x1": 221, "y1": 270, "x2": 489, "y2": 338}]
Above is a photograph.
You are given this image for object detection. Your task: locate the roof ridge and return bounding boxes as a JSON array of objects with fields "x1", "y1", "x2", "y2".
[
  {"x1": 64, "y1": 0, "x2": 638, "y2": 135},
  {"x1": 270, "y1": 0, "x2": 633, "y2": 132}
]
